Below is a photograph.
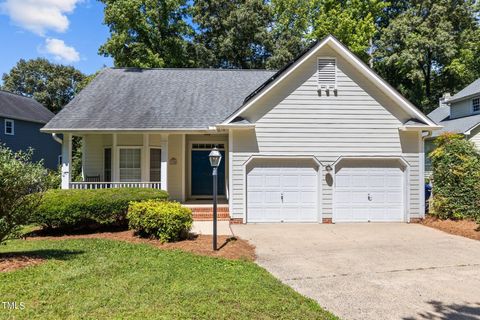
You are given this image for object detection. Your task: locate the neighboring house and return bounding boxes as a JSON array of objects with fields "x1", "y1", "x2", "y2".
[
  {"x1": 425, "y1": 78, "x2": 480, "y2": 177},
  {"x1": 0, "y1": 90, "x2": 60, "y2": 169},
  {"x1": 42, "y1": 36, "x2": 440, "y2": 223}
]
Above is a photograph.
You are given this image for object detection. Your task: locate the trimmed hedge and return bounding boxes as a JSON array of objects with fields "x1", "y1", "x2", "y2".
[
  {"x1": 127, "y1": 200, "x2": 193, "y2": 242},
  {"x1": 430, "y1": 133, "x2": 480, "y2": 222},
  {"x1": 32, "y1": 188, "x2": 169, "y2": 228}
]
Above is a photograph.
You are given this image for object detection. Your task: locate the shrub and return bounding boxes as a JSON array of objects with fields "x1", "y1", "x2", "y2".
[
  {"x1": 127, "y1": 200, "x2": 193, "y2": 242},
  {"x1": 430, "y1": 133, "x2": 480, "y2": 222},
  {"x1": 32, "y1": 188, "x2": 169, "y2": 228},
  {"x1": 0, "y1": 145, "x2": 49, "y2": 244}
]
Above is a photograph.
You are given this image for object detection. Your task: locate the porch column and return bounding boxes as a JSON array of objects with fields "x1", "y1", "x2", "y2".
[
  {"x1": 61, "y1": 133, "x2": 72, "y2": 189},
  {"x1": 112, "y1": 133, "x2": 118, "y2": 182},
  {"x1": 142, "y1": 133, "x2": 150, "y2": 182},
  {"x1": 161, "y1": 134, "x2": 169, "y2": 190}
]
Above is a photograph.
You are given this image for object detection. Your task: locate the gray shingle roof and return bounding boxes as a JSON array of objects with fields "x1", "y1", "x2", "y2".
[
  {"x1": 450, "y1": 78, "x2": 480, "y2": 103},
  {"x1": 0, "y1": 90, "x2": 54, "y2": 124},
  {"x1": 43, "y1": 68, "x2": 276, "y2": 131},
  {"x1": 427, "y1": 104, "x2": 480, "y2": 137}
]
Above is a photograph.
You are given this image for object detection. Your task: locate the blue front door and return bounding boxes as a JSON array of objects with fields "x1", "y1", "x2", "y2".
[{"x1": 191, "y1": 150, "x2": 225, "y2": 196}]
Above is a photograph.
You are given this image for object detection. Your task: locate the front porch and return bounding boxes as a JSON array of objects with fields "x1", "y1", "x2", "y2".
[{"x1": 60, "y1": 132, "x2": 230, "y2": 217}]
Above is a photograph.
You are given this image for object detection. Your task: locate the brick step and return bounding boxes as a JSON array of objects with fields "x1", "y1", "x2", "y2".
[{"x1": 188, "y1": 206, "x2": 230, "y2": 221}]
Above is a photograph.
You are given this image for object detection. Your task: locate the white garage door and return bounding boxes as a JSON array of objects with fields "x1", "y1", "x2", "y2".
[
  {"x1": 247, "y1": 162, "x2": 318, "y2": 223},
  {"x1": 334, "y1": 166, "x2": 404, "y2": 222}
]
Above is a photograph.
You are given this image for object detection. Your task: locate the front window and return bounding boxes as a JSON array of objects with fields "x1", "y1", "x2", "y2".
[
  {"x1": 473, "y1": 98, "x2": 480, "y2": 113},
  {"x1": 4, "y1": 119, "x2": 14, "y2": 135},
  {"x1": 119, "y1": 148, "x2": 141, "y2": 182}
]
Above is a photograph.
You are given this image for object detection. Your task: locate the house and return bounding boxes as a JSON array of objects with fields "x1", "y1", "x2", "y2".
[
  {"x1": 0, "y1": 90, "x2": 61, "y2": 169},
  {"x1": 42, "y1": 36, "x2": 440, "y2": 223},
  {"x1": 425, "y1": 78, "x2": 480, "y2": 177}
]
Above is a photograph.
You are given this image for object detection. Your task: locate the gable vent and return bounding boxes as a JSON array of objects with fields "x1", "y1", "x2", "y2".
[{"x1": 317, "y1": 58, "x2": 336, "y2": 92}]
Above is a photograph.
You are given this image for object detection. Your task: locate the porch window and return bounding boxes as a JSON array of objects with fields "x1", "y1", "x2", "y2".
[
  {"x1": 150, "y1": 148, "x2": 161, "y2": 182},
  {"x1": 104, "y1": 148, "x2": 112, "y2": 182},
  {"x1": 119, "y1": 148, "x2": 141, "y2": 182}
]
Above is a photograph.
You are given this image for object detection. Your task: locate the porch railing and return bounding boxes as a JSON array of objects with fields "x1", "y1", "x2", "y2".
[{"x1": 69, "y1": 182, "x2": 162, "y2": 190}]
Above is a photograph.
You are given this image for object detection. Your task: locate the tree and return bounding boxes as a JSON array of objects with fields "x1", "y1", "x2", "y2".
[
  {"x1": 266, "y1": 0, "x2": 314, "y2": 69},
  {"x1": 0, "y1": 145, "x2": 49, "y2": 244},
  {"x1": 267, "y1": 0, "x2": 388, "y2": 68},
  {"x1": 99, "y1": 0, "x2": 194, "y2": 68},
  {"x1": 374, "y1": 0, "x2": 480, "y2": 113},
  {"x1": 1, "y1": 58, "x2": 85, "y2": 114},
  {"x1": 192, "y1": 0, "x2": 273, "y2": 69}
]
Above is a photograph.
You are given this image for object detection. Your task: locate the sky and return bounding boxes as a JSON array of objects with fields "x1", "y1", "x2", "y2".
[{"x1": 0, "y1": 0, "x2": 113, "y2": 79}]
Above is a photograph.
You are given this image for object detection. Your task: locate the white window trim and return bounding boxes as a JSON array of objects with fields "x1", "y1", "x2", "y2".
[
  {"x1": 4, "y1": 119, "x2": 14, "y2": 135},
  {"x1": 118, "y1": 147, "x2": 142, "y2": 182},
  {"x1": 472, "y1": 97, "x2": 480, "y2": 113},
  {"x1": 317, "y1": 56, "x2": 337, "y2": 91}
]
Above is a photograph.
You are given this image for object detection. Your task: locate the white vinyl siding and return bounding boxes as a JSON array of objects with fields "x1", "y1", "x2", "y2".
[
  {"x1": 230, "y1": 46, "x2": 422, "y2": 221},
  {"x1": 119, "y1": 148, "x2": 141, "y2": 182}
]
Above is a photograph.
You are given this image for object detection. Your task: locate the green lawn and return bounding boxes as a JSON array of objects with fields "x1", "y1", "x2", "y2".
[{"x1": 0, "y1": 239, "x2": 338, "y2": 319}]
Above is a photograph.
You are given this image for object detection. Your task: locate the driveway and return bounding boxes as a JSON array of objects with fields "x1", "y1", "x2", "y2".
[{"x1": 231, "y1": 223, "x2": 480, "y2": 320}]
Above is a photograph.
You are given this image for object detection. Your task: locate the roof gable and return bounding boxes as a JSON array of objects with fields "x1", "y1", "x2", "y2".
[{"x1": 223, "y1": 35, "x2": 437, "y2": 128}]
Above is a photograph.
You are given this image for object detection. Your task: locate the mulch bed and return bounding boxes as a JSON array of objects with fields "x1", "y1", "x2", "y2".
[
  {"x1": 0, "y1": 253, "x2": 44, "y2": 272},
  {"x1": 422, "y1": 216, "x2": 480, "y2": 241},
  {"x1": 26, "y1": 230, "x2": 256, "y2": 261}
]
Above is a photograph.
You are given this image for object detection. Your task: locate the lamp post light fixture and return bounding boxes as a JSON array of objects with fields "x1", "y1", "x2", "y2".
[{"x1": 209, "y1": 146, "x2": 222, "y2": 251}]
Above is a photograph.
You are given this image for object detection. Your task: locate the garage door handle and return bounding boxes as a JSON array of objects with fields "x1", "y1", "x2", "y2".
[
  {"x1": 281, "y1": 193, "x2": 284, "y2": 202},
  {"x1": 368, "y1": 194, "x2": 372, "y2": 201}
]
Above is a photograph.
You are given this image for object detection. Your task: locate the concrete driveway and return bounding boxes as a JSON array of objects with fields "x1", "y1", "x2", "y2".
[{"x1": 231, "y1": 223, "x2": 480, "y2": 320}]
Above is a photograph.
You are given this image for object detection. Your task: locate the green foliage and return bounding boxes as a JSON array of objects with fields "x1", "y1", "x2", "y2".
[
  {"x1": 32, "y1": 188, "x2": 169, "y2": 228},
  {"x1": 192, "y1": 0, "x2": 273, "y2": 69},
  {"x1": 374, "y1": 0, "x2": 480, "y2": 113},
  {"x1": 127, "y1": 200, "x2": 192, "y2": 242},
  {"x1": 267, "y1": 0, "x2": 387, "y2": 68},
  {"x1": 99, "y1": 0, "x2": 194, "y2": 68},
  {"x1": 1, "y1": 58, "x2": 85, "y2": 114},
  {"x1": 430, "y1": 133, "x2": 480, "y2": 222},
  {"x1": 0, "y1": 145, "x2": 49, "y2": 244}
]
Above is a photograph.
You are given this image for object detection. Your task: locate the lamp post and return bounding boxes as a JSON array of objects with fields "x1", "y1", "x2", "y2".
[{"x1": 209, "y1": 146, "x2": 222, "y2": 251}]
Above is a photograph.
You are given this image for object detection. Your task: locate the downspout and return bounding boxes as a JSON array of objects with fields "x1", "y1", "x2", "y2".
[{"x1": 51, "y1": 133, "x2": 63, "y2": 144}]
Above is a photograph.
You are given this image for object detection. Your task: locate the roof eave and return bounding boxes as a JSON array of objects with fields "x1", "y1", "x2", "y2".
[
  {"x1": 215, "y1": 124, "x2": 255, "y2": 130},
  {"x1": 398, "y1": 125, "x2": 443, "y2": 131},
  {"x1": 448, "y1": 93, "x2": 480, "y2": 104},
  {"x1": 0, "y1": 114, "x2": 49, "y2": 124},
  {"x1": 40, "y1": 127, "x2": 218, "y2": 134}
]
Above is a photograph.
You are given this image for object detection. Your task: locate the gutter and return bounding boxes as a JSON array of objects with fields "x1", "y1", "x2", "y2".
[{"x1": 51, "y1": 133, "x2": 63, "y2": 144}]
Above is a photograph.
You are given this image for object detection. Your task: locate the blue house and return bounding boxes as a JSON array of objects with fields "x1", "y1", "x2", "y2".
[{"x1": 0, "y1": 90, "x2": 61, "y2": 169}]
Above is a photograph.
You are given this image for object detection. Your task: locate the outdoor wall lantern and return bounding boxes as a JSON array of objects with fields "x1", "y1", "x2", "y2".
[{"x1": 209, "y1": 146, "x2": 222, "y2": 251}]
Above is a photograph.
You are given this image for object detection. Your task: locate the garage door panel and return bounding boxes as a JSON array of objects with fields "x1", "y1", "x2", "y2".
[
  {"x1": 334, "y1": 163, "x2": 404, "y2": 222},
  {"x1": 247, "y1": 162, "x2": 318, "y2": 223},
  {"x1": 265, "y1": 175, "x2": 281, "y2": 187},
  {"x1": 335, "y1": 175, "x2": 351, "y2": 188}
]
